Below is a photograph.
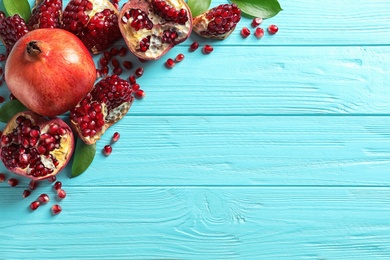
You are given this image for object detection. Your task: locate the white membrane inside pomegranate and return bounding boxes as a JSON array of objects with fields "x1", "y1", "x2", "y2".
[{"x1": 119, "y1": 0, "x2": 192, "y2": 60}]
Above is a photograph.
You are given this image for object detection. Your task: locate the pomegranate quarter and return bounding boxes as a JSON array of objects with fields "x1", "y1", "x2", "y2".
[{"x1": 5, "y1": 28, "x2": 96, "y2": 117}]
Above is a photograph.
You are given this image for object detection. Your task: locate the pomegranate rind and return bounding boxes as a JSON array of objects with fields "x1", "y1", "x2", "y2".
[
  {"x1": 0, "y1": 111, "x2": 75, "y2": 181},
  {"x1": 192, "y1": 4, "x2": 241, "y2": 40},
  {"x1": 119, "y1": 0, "x2": 193, "y2": 60},
  {"x1": 5, "y1": 28, "x2": 96, "y2": 117}
]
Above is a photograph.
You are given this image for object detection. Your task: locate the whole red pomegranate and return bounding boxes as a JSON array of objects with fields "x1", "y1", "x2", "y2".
[
  {"x1": 5, "y1": 28, "x2": 96, "y2": 117},
  {"x1": 0, "y1": 111, "x2": 74, "y2": 181},
  {"x1": 119, "y1": 0, "x2": 193, "y2": 60}
]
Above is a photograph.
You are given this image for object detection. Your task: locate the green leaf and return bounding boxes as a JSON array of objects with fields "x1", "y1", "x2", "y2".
[
  {"x1": 3, "y1": 0, "x2": 31, "y2": 21},
  {"x1": 187, "y1": 0, "x2": 211, "y2": 17},
  {"x1": 71, "y1": 138, "x2": 96, "y2": 178},
  {"x1": 230, "y1": 0, "x2": 282, "y2": 19},
  {"x1": 0, "y1": 100, "x2": 28, "y2": 123}
]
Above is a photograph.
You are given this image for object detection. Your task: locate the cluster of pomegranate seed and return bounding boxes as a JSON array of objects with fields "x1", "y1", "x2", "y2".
[
  {"x1": 28, "y1": 0, "x2": 63, "y2": 29},
  {"x1": 102, "y1": 131, "x2": 120, "y2": 156},
  {"x1": 152, "y1": 0, "x2": 189, "y2": 25},
  {"x1": 240, "y1": 18, "x2": 278, "y2": 39},
  {"x1": 0, "y1": 12, "x2": 29, "y2": 55}
]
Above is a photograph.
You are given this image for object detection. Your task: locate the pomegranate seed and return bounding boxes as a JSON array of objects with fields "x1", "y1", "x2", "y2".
[
  {"x1": 96, "y1": 69, "x2": 102, "y2": 78},
  {"x1": 131, "y1": 83, "x2": 140, "y2": 91},
  {"x1": 9, "y1": 93, "x2": 16, "y2": 100},
  {"x1": 129, "y1": 75, "x2": 136, "y2": 85},
  {"x1": 135, "y1": 67, "x2": 144, "y2": 77},
  {"x1": 111, "y1": 58, "x2": 120, "y2": 68},
  {"x1": 0, "y1": 96, "x2": 4, "y2": 103},
  {"x1": 189, "y1": 41, "x2": 199, "y2": 51},
  {"x1": 0, "y1": 54, "x2": 6, "y2": 61},
  {"x1": 38, "y1": 194, "x2": 50, "y2": 203},
  {"x1": 112, "y1": 132, "x2": 120, "y2": 142},
  {"x1": 54, "y1": 181, "x2": 62, "y2": 190},
  {"x1": 118, "y1": 46, "x2": 128, "y2": 57},
  {"x1": 123, "y1": 61, "x2": 133, "y2": 70},
  {"x1": 268, "y1": 24, "x2": 279, "y2": 34},
  {"x1": 202, "y1": 45, "x2": 214, "y2": 54},
  {"x1": 0, "y1": 173, "x2": 5, "y2": 182},
  {"x1": 23, "y1": 189, "x2": 31, "y2": 198},
  {"x1": 241, "y1": 27, "x2": 251, "y2": 38},
  {"x1": 57, "y1": 189, "x2": 67, "y2": 199},
  {"x1": 113, "y1": 67, "x2": 123, "y2": 75},
  {"x1": 175, "y1": 53, "x2": 185, "y2": 62},
  {"x1": 8, "y1": 178, "x2": 18, "y2": 187},
  {"x1": 254, "y1": 27, "x2": 265, "y2": 39},
  {"x1": 110, "y1": 47, "x2": 119, "y2": 56},
  {"x1": 29, "y1": 201, "x2": 40, "y2": 211},
  {"x1": 134, "y1": 89, "x2": 145, "y2": 99},
  {"x1": 251, "y1": 17, "x2": 263, "y2": 27},
  {"x1": 29, "y1": 180, "x2": 38, "y2": 190},
  {"x1": 48, "y1": 176, "x2": 56, "y2": 183},
  {"x1": 99, "y1": 57, "x2": 109, "y2": 67},
  {"x1": 103, "y1": 145, "x2": 113, "y2": 156},
  {"x1": 51, "y1": 204, "x2": 62, "y2": 215},
  {"x1": 165, "y1": 58, "x2": 175, "y2": 69}
]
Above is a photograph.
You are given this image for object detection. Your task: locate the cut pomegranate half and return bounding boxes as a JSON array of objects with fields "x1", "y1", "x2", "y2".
[
  {"x1": 118, "y1": 0, "x2": 193, "y2": 60},
  {"x1": 28, "y1": 0, "x2": 63, "y2": 30}
]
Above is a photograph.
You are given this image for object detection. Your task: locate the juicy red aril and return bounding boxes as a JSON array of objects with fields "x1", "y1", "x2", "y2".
[
  {"x1": 189, "y1": 41, "x2": 199, "y2": 51},
  {"x1": 131, "y1": 84, "x2": 140, "y2": 91},
  {"x1": 38, "y1": 193, "x2": 50, "y2": 203},
  {"x1": 0, "y1": 173, "x2": 5, "y2": 182},
  {"x1": 255, "y1": 27, "x2": 264, "y2": 39},
  {"x1": 0, "y1": 14, "x2": 29, "y2": 55},
  {"x1": 135, "y1": 67, "x2": 144, "y2": 78},
  {"x1": 111, "y1": 58, "x2": 120, "y2": 68},
  {"x1": 8, "y1": 178, "x2": 18, "y2": 187},
  {"x1": 110, "y1": 47, "x2": 119, "y2": 56},
  {"x1": 202, "y1": 45, "x2": 214, "y2": 54},
  {"x1": 29, "y1": 180, "x2": 38, "y2": 190},
  {"x1": 241, "y1": 27, "x2": 251, "y2": 38},
  {"x1": 165, "y1": 58, "x2": 175, "y2": 69},
  {"x1": 129, "y1": 75, "x2": 136, "y2": 85},
  {"x1": 112, "y1": 132, "x2": 120, "y2": 142},
  {"x1": 175, "y1": 53, "x2": 184, "y2": 62},
  {"x1": 48, "y1": 176, "x2": 57, "y2": 183},
  {"x1": 30, "y1": 201, "x2": 40, "y2": 211},
  {"x1": 113, "y1": 67, "x2": 123, "y2": 75},
  {"x1": 134, "y1": 89, "x2": 145, "y2": 99},
  {"x1": 268, "y1": 24, "x2": 279, "y2": 34},
  {"x1": 28, "y1": 0, "x2": 63, "y2": 30},
  {"x1": 103, "y1": 145, "x2": 112, "y2": 156},
  {"x1": 0, "y1": 54, "x2": 6, "y2": 61},
  {"x1": 123, "y1": 61, "x2": 133, "y2": 70},
  {"x1": 57, "y1": 189, "x2": 67, "y2": 199},
  {"x1": 152, "y1": 0, "x2": 189, "y2": 25},
  {"x1": 54, "y1": 181, "x2": 62, "y2": 190},
  {"x1": 118, "y1": 46, "x2": 128, "y2": 56},
  {"x1": 23, "y1": 189, "x2": 31, "y2": 198},
  {"x1": 122, "y1": 8, "x2": 153, "y2": 31},
  {"x1": 251, "y1": 17, "x2": 263, "y2": 27},
  {"x1": 51, "y1": 204, "x2": 62, "y2": 215},
  {"x1": 0, "y1": 96, "x2": 4, "y2": 103}
]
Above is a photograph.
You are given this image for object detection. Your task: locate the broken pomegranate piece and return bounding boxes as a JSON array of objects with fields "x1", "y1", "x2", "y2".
[
  {"x1": 70, "y1": 75, "x2": 134, "y2": 145},
  {"x1": 62, "y1": 0, "x2": 122, "y2": 54},
  {"x1": 0, "y1": 111, "x2": 74, "y2": 181},
  {"x1": 0, "y1": 13, "x2": 29, "y2": 55},
  {"x1": 28, "y1": 0, "x2": 63, "y2": 30},
  {"x1": 119, "y1": 0, "x2": 193, "y2": 60},
  {"x1": 193, "y1": 4, "x2": 241, "y2": 40}
]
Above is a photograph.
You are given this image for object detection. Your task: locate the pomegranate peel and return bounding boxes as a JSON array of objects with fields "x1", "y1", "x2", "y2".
[{"x1": 0, "y1": 111, "x2": 74, "y2": 181}]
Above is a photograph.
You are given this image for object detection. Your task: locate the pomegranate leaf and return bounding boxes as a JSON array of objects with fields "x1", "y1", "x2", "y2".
[
  {"x1": 230, "y1": 0, "x2": 282, "y2": 19},
  {"x1": 0, "y1": 100, "x2": 28, "y2": 123},
  {"x1": 3, "y1": 0, "x2": 31, "y2": 21},
  {"x1": 187, "y1": 0, "x2": 211, "y2": 17},
  {"x1": 71, "y1": 138, "x2": 96, "y2": 178}
]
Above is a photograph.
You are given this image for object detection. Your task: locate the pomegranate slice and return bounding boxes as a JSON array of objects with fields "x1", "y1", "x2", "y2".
[
  {"x1": 193, "y1": 4, "x2": 241, "y2": 40},
  {"x1": 70, "y1": 75, "x2": 134, "y2": 145},
  {"x1": 28, "y1": 0, "x2": 63, "y2": 29},
  {"x1": 0, "y1": 13, "x2": 29, "y2": 55},
  {"x1": 0, "y1": 111, "x2": 74, "y2": 181},
  {"x1": 118, "y1": 0, "x2": 193, "y2": 60},
  {"x1": 62, "y1": 0, "x2": 122, "y2": 54}
]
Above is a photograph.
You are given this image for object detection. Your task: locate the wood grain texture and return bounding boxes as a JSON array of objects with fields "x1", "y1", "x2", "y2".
[{"x1": 1, "y1": 0, "x2": 390, "y2": 258}]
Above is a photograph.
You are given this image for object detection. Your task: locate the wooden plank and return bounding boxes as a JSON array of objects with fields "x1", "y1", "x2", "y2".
[
  {"x1": 1, "y1": 187, "x2": 390, "y2": 259},
  {"x1": 1, "y1": 116, "x2": 387, "y2": 186}
]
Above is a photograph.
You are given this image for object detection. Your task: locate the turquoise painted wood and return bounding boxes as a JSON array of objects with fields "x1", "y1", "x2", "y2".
[{"x1": 1, "y1": 0, "x2": 390, "y2": 259}]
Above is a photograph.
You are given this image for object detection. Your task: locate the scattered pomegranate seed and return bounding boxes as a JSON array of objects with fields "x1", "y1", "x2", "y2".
[
  {"x1": 118, "y1": 46, "x2": 128, "y2": 57},
  {"x1": 103, "y1": 145, "x2": 113, "y2": 156},
  {"x1": 23, "y1": 189, "x2": 31, "y2": 198},
  {"x1": 0, "y1": 173, "x2": 5, "y2": 182},
  {"x1": 0, "y1": 54, "x2": 6, "y2": 61},
  {"x1": 9, "y1": 93, "x2": 16, "y2": 100},
  {"x1": 131, "y1": 83, "x2": 140, "y2": 91},
  {"x1": 268, "y1": 24, "x2": 279, "y2": 34},
  {"x1": 99, "y1": 57, "x2": 109, "y2": 67},
  {"x1": 129, "y1": 75, "x2": 136, "y2": 85},
  {"x1": 38, "y1": 193, "x2": 50, "y2": 203},
  {"x1": 112, "y1": 132, "x2": 120, "y2": 142},
  {"x1": 202, "y1": 45, "x2": 214, "y2": 54},
  {"x1": 111, "y1": 58, "x2": 120, "y2": 68},
  {"x1": 165, "y1": 58, "x2": 175, "y2": 69},
  {"x1": 51, "y1": 204, "x2": 62, "y2": 215},
  {"x1": 53, "y1": 181, "x2": 62, "y2": 190},
  {"x1": 251, "y1": 17, "x2": 263, "y2": 27},
  {"x1": 241, "y1": 27, "x2": 251, "y2": 38},
  {"x1": 135, "y1": 67, "x2": 144, "y2": 77},
  {"x1": 96, "y1": 69, "x2": 102, "y2": 78},
  {"x1": 101, "y1": 66, "x2": 109, "y2": 76},
  {"x1": 113, "y1": 67, "x2": 123, "y2": 75},
  {"x1": 110, "y1": 47, "x2": 119, "y2": 56},
  {"x1": 175, "y1": 53, "x2": 185, "y2": 62},
  {"x1": 103, "y1": 51, "x2": 111, "y2": 60},
  {"x1": 8, "y1": 178, "x2": 18, "y2": 187},
  {"x1": 29, "y1": 180, "x2": 38, "y2": 190},
  {"x1": 134, "y1": 89, "x2": 146, "y2": 99},
  {"x1": 254, "y1": 27, "x2": 265, "y2": 39},
  {"x1": 0, "y1": 96, "x2": 4, "y2": 103},
  {"x1": 189, "y1": 41, "x2": 199, "y2": 52},
  {"x1": 123, "y1": 61, "x2": 133, "y2": 70},
  {"x1": 48, "y1": 176, "x2": 57, "y2": 183},
  {"x1": 29, "y1": 201, "x2": 40, "y2": 211},
  {"x1": 57, "y1": 189, "x2": 67, "y2": 199}
]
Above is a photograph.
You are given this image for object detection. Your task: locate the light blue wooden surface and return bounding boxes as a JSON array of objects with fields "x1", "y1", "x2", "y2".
[{"x1": 1, "y1": 0, "x2": 390, "y2": 259}]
